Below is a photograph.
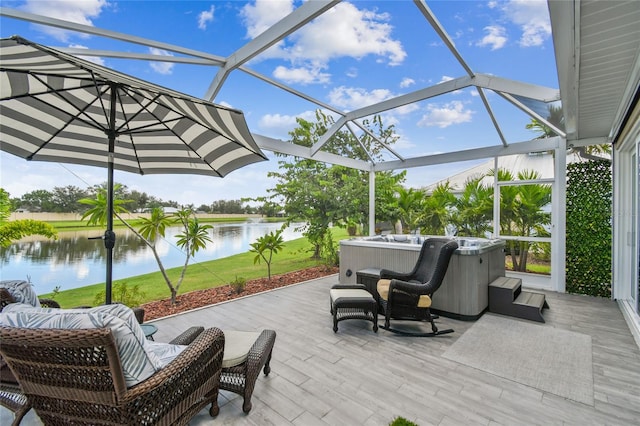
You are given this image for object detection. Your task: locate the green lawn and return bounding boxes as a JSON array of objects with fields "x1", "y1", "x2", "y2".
[
  {"x1": 42, "y1": 228, "x2": 349, "y2": 308},
  {"x1": 505, "y1": 259, "x2": 551, "y2": 275}
]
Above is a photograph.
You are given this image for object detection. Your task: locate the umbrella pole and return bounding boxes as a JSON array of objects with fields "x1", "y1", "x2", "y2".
[
  {"x1": 105, "y1": 157, "x2": 115, "y2": 305},
  {"x1": 104, "y1": 83, "x2": 117, "y2": 305}
]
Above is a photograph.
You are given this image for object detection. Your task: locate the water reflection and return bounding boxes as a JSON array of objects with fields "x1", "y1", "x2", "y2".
[
  {"x1": 1, "y1": 221, "x2": 303, "y2": 295},
  {"x1": 1, "y1": 230, "x2": 149, "y2": 265}
]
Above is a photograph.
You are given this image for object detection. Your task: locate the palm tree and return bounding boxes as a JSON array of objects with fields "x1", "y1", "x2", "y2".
[
  {"x1": 489, "y1": 169, "x2": 551, "y2": 272},
  {"x1": 0, "y1": 188, "x2": 57, "y2": 247},
  {"x1": 417, "y1": 181, "x2": 456, "y2": 235},
  {"x1": 250, "y1": 229, "x2": 285, "y2": 280},
  {"x1": 173, "y1": 210, "x2": 213, "y2": 295},
  {"x1": 511, "y1": 170, "x2": 551, "y2": 271},
  {"x1": 396, "y1": 187, "x2": 424, "y2": 233},
  {"x1": 452, "y1": 176, "x2": 493, "y2": 237},
  {"x1": 526, "y1": 104, "x2": 611, "y2": 161},
  {"x1": 526, "y1": 104, "x2": 564, "y2": 138},
  {"x1": 136, "y1": 207, "x2": 214, "y2": 304},
  {"x1": 137, "y1": 207, "x2": 175, "y2": 293},
  {"x1": 80, "y1": 184, "x2": 131, "y2": 226},
  {"x1": 81, "y1": 188, "x2": 214, "y2": 305}
]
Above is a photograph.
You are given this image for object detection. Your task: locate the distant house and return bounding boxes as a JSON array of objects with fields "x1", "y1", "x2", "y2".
[
  {"x1": 141, "y1": 206, "x2": 180, "y2": 214},
  {"x1": 421, "y1": 151, "x2": 600, "y2": 195}
]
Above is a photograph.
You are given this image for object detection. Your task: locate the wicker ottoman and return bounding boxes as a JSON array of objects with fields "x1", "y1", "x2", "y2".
[{"x1": 330, "y1": 284, "x2": 378, "y2": 333}]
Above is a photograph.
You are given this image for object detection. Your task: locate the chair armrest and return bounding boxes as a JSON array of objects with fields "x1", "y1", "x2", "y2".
[
  {"x1": 389, "y1": 279, "x2": 426, "y2": 294},
  {"x1": 132, "y1": 307, "x2": 145, "y2": 324},
  {"x1": 244, "y1": 330, "x2": 276, "y2": 383},
  {"x1": 122, "y1": 328, "x2": 225, "y2": 417},
  {"x1": 169, "y1": 326, "x2": 204, "y2": 345},
  {"x1": 380, "y1": 268, "x2": 413, "y2": 281},
  {"x1": 38, "y1": 298, "x2": 60, "y2": 308}
]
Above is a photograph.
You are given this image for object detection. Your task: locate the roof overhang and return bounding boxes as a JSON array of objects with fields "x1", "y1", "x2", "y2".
[{"x1": 549, "y1": 0, "x2": 640, "y2": 145}]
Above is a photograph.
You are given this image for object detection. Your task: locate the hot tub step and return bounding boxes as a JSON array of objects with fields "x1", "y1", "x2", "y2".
[
  {"x1": 489, "y1": 277, "x2": 522, "y2": 313},
  {"x1": 488, "y1": 277, "x2": 549, "y2": 322},
  {"x1": 512, "y1": 291, "x2": 549, "y2": 322}
]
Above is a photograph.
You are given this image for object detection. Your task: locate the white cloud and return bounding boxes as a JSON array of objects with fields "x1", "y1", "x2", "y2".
[
  {"x1": 68, "y1": 43, "x2": 105, "y2": 66},
  {"x1": 273, "y1": 65, "x2": 330, "y2": 85},
  {"x1": 21, "y1": 0, "x2": 109, "y2": 42},
  {"x1": 395, "y1": 103, "x2": 420, "y2": 116},
  {"x1": 328, "y1": 86, "x2": 394, "y2": 111},
  {"x1": 149, "y1": 48, "x2": 175, "y2": 75},
  {"x1": 241, "y1": 1, "x2": 405, "y2": 85},
  {"x1": 503, "y1": 0, "x2": 551, "y2": 47},
  {"x1": 477, "y1": 25, "x2": 507, "y2": 50},
  {"x1": 418, "y1": 101, "x2": 474, "y2": 128},
  {"x1": 287, "y1": 2, "x2": 405, "y2": 66},
  {"x1": 217, "y1": 101, "x2": 234, "y2": 109},
  {"x1": 240, "y1": 0, "x2": 294, "y2": 38},
  {"x1": 258, "y1": 110, "x2": 325, "y2": 138},
  {"x1": 328, "y1": 86, "x2": 420, "y2": 120},
  {"x1": 198, "y1": 5, "x2": 215, "y2": 30},
  {"x1": 400, "y1": 78, "x2": 415, "y2": 88},
  {"x1": 260, "y1": 113, "x2": 299, "y2": 130}
]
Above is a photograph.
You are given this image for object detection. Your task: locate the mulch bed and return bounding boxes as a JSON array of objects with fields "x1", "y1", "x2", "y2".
[{"x1": 141, "y1": 266, "x2": 338, "y2": 321}]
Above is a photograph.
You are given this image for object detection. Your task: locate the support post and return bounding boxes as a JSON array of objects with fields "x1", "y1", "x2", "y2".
[
  {"x1": 369, "y1": 171, "x2": 375, "y2": 236},
  {"x1": 552, "y1": 143, "x2": 567, "y2": 293},
  {"x1": 493, "y1": 156, "x2": 500, "y2": 238}
]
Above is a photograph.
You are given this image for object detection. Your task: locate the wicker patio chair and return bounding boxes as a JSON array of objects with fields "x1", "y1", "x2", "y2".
[
  {"x1": 0, "y1": 325, "x2": 224, "y2": 425},
  {"x1": 377, "y1": 238, "x2": 459, "y2": 337},
  {"x1": 0, "y1": 287, "x2": 60, "y2": 310},
  {"x1": 0, "y1": 287, "x2": 61, "y2": 425},
  {"x1": 0, "y1": 378, "x2": 28, "y2": 426},
  {"x1": 220, "y1": 329, "x2": 276, "y2": 413}
]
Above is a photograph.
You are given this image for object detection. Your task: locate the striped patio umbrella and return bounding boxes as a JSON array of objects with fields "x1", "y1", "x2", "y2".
[{"x1": 0, "y1": 35, "x2": 268, "y2": 304}]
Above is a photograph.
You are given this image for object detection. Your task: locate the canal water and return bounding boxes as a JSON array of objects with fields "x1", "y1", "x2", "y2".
[{"x1": 0, "y1": 220, "x2": 304, "y2": 295}]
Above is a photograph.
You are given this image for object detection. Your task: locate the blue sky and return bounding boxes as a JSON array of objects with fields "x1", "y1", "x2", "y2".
[{"x1": 0, "y1": 0, "x2": 558, "y2": 207}]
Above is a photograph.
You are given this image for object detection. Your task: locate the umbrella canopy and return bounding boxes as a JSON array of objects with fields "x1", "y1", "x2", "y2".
[{"x1": 0, "y1": 35, "x2": 268, "y2": 304}]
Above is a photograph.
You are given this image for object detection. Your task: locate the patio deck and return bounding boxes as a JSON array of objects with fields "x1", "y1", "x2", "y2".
[{"x1": 3, "y1": 274, "x2": 639, "y2": 425}]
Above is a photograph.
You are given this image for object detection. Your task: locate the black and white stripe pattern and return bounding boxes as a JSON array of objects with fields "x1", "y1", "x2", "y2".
[{"x1": 0, "y1": 36, "x2": 267, "y2": 177}]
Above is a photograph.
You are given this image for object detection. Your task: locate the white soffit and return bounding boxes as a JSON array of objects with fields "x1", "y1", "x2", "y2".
[{"x1": 550, "y1": 0, "x2": 640, "y2": 143}]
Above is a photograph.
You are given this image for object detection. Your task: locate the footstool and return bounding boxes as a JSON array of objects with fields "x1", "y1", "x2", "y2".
[
  {"x1": 330, "y1": 284, "x2": 378, "y2": 333},
  {"x1": 219, "y1": 329, "x2": 276, "y2": 413}
]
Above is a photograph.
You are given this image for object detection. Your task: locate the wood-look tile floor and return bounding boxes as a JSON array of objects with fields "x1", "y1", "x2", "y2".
[{"x1": 3, "y1": 275, "x2": 639, "y2": 425}]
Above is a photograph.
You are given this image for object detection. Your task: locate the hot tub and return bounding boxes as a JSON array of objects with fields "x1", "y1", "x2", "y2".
[{"x1": 339, "y1": 235, "x2": 506, "y2": 320}]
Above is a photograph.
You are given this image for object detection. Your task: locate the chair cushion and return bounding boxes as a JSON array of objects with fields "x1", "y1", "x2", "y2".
[
  {"x1": 329, "y1": 288, "x2": 373, "y2": 303},
  {"x1": 222, "y1": 330, "x2": 260, "y2": 368},
  {"x1": 146, "y1": 341, "x2": 187, "y2": 366},
  {"x1": 376, "y1": 279, "x2": 432, "y2": 307},
  {"x1": 0, "y1": 303, "x2": 163, "y2": 387},
  {"x1": 377, "y1": 279, "x2": 391, "y2": 301},
  {"x1": 417, "y1": 294, "x2": 432, "y2": 308},
  {"x1": 0, "y1": 280, "x2": 40, "y2": 307}
]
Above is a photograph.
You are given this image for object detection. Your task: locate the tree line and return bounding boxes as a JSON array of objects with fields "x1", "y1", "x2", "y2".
[{"x1": 5, "y1": 184, "x2": 275, "y2": 215}]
